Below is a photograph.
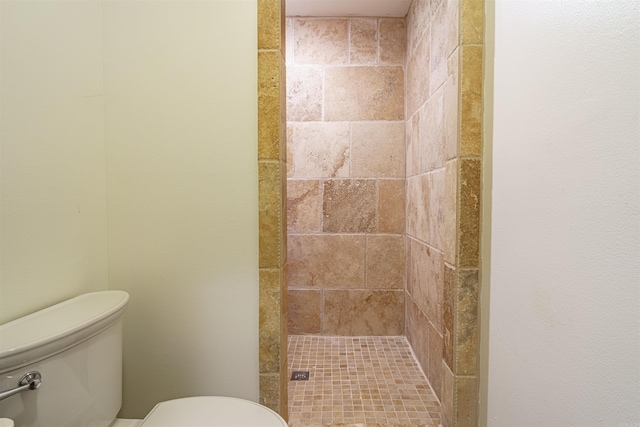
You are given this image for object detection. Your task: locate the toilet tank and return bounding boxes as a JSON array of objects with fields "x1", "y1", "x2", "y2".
[{"x1": 0, "y1": 291, "x2": 129, "y2": 427}]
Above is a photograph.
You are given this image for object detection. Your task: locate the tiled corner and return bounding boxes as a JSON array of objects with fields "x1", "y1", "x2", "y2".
[
  {"x1": 419, "y1": 87, "x2": 445, "y2": 173},
  {"x1": 324, "y1": 290, "x2": 404, "y2": 335},
  {"x1": 365, "y1": 235, "x2": 405, "y2": 289}
]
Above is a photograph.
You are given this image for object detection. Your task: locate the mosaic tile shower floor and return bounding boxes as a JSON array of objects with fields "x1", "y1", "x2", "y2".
[{"x1": 287, "y1": 336, "x2": 441, "y2": 427}]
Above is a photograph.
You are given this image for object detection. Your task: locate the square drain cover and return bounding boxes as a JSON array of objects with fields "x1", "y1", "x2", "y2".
[{"x1": 290, "y1": 371, "x2": 310, "y2": 381}]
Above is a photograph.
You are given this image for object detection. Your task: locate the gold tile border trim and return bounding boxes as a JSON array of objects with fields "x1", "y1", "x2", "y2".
[{"x1": 258, "y1": 0, "x2": 287, "y2": 419}]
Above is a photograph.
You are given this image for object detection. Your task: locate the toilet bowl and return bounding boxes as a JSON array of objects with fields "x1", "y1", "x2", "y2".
[{"x1": 0, "y1": 291, "x2": 286, "y2": 427}]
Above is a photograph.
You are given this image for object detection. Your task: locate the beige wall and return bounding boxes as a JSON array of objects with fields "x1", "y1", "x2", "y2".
[
  {"x1": 0, "y1": 1, "x2": 109, "y2": 324},
  {"x1": 2, "y1": 0, "x2": 260, "y2": 419},
  {"x1": 102, "y1": 0, "x2": 259, "y2": 418},
  {"x1": 285, "y1": 17, "x2": 407, "y2": 336}
]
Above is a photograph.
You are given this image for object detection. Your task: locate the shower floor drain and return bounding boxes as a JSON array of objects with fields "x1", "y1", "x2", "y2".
[{"x1": 290, "y1": 371, "x2": 309, "y2": 381}]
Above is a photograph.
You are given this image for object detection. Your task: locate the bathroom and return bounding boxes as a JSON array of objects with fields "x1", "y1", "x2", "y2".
[{"x1": 1, "y1": 0, "x2": 638, "y2": 426}]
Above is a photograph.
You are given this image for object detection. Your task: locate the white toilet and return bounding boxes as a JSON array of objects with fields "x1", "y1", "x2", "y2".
[{"x1": 0, "y1": 291, "x2": 287, "y2": 427}]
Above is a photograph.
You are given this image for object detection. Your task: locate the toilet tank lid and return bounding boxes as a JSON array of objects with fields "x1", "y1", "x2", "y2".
[
  {"x1": 139, "y1": 396, "x2": 288, "y2": 427},
  {"x1": 0, "y1": 291, "x2": 129, "y2": 373}
]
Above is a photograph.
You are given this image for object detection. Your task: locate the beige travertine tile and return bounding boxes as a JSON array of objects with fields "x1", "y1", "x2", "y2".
[
  {"x1": 405, "y1": 294, "x2": 429, "y2": 381},
  {"x1": 406, "y1": 0, "x2": 438, "y2": 59},
  {"x1": 378, "y1": 179, "x2": 405, "y2": 234},
  {"x1": 287, "y1": 234, "x2": 365, "y2": 288},
  {"x1": 461, "y1": 0, "x2": 484, "y2": 44},
  {"x1": 324, "y1": 290, "x2": 404, "y2": 335},
  {"x1": 419, "y1": 87, "x2": 445, "y2": 173},
  {"x1": 293, "y1": 19, "x2": 349, "y2": 65},
  {"x1": 406, "y1": 239, "x2": 428, "y2": 316},
  {"x1": 260, "y1": 269, "x2": 282, "y2": 373},
  {"x1": 288, "y1": 289, "x2": 322, "y2": 335},
  {"x1": 427, "y1": 321, "x2": 443, "y2": 401},
  {"x1": 352, "y1": 122, "x2": 405, "y2": 178},
  {"x1": 287, "y1": 67, "x2": 323, "y2": 121},
  {"x1": 406, "y1": 29, "x2": 431, "y2": 117},
  {"x1": 443, "y1": 159, "x2": 457, "y2": 264},
  {"x1": 259, "y1": 50, "x2": 282, "y2": 160},
  {"x1": 259, "y1": 161, "x2": 283, "y2": 268},
  {"x1": 379, "y1": 18, "x2": 406, "y2": 64},
  {"x1": 455, "y1": 376, "x2": 478, "y2": 427},
  {"x1": 406, "y1": 174, "x2": 429, "y2": 242},
  {"x1": 287, "y1": 179, "x2": 322, "y2": 233},
  {"x1": 458, "y1": 158, "x2": 480, "y2": 267},
  {"x1": 427, "y1": 168, "x2": 446, "y2": 250},
  {"x1": 323, "y1": 180, "x2": 377, "y2": 233},
  {"x1": 260, "y1": 373, "x2": 281, "y2": 413},
  {"x1": 350, "y1": 18, "x2": 378, "y2": 64},
  {"x1": 408, "y1": 238, "x2": 444, "y2": 333},
  {"x1": 366, "y1": 235, "x2": 405, "y2": 289},
  {"x1": 430, "y1": 5, "x2": 449, "y2": 94},
  {"x1": 289, "y1": 122, "x2": 350, "y2": 178},
  {"x1": 258, "y1": 0, "x2": 283, "y2": 51},
  {"x1": 441, "y1": 362, "x2": 454, "y2": 427},
  {"x1": 286, "y1": 18, "x2": 295, "y2": 64},
  {"x1": 407, "y1": 111, "x2": 421, "y2": 177},
  {"x1": 444, "y1": 0, "x2": 460, "y2": 57},
  {"x1": 443, "y1": 50, "x2": 459, "y2": 161},
  {"x1": 460, "y1": 45, "x2": 483, "y2": 157},
  {"x1": 286, "y1": 124, "x2": 294, "y2": 177},
  {"x1": 443, "y1": 264, "x2": 455, "y2": 370},
  {"x1": 456, "y1": 269, "x2": 478, "y2": 375},
  {"x1": 324, "y1": 67, "x2": 404, "y2": 121}
]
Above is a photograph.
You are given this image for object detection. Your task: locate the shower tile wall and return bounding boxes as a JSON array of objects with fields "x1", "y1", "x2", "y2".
[
  {"x1": 286, "y1": 18, "x2": 407, "y2": 336},
  {"x1": 404, "y1": 0, "x2": 459, "y2": 405},
  {"x1": 404, "y1": 0, "x2": 484, "y2": 426}
]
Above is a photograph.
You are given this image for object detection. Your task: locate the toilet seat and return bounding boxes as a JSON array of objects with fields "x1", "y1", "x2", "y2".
[{"x1": 138, "y1": 396, "x2": 288, "y2": 427}]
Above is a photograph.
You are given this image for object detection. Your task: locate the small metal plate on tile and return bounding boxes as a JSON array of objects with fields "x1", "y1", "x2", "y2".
[{"x1": 290, "y1": 371, "x2": 309, "y2": 381}]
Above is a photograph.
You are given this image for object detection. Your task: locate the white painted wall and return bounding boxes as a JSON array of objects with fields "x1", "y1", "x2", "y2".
[
  {"x1": 0, "y1": 1, "x2": 109, "y2": 323},
  {"x1": 102, "y1": 0, "x2": 259, "y2": 418},
  {"x1": 487, "y1": 1, "x2": 640, "y2": 426}
]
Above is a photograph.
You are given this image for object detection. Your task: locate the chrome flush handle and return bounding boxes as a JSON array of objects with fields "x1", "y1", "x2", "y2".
[{"x1": 0, "y1": 371, "x2": 42, "y2": 402}]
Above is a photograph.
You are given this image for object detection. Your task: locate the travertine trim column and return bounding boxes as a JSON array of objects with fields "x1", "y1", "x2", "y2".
[
  {"x1": 258, "y1": 0, "x2": 288, "y2": 418},
  {"x1": 442, "y1": 0, "x2": 485, "y2": 425}
]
